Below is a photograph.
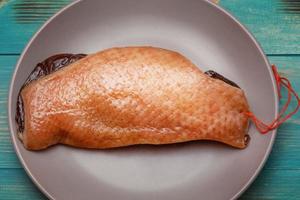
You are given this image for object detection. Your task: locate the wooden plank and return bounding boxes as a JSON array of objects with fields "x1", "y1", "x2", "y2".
[
  {"x1": 0, "y1": 168, "x2": 47, "y2": 200},
  {"x1": 0, "y1": 0, "x2": 300, "y2": 54},
  {"x1": 0, "y1": 55, "x2": 21, "y2": 169}
]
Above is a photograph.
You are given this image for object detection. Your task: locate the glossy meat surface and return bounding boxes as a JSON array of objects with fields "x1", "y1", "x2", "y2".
[{"x1": 20, "y1": 47, "x2": 250, "y2": 150}]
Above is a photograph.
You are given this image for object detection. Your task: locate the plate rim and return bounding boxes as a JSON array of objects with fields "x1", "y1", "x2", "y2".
[{"x1": 7, "y1": 0, "x2": 279, "y2": 199}]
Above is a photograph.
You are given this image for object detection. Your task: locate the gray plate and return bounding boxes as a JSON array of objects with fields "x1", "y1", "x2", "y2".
[{"x1": 8, "y1": 0, "x2": 278, "y2": 199}]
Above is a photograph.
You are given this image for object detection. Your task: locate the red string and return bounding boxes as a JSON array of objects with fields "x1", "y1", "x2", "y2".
[{"x1": 245, "y1": 65, "x2": 300, "y2": 134}]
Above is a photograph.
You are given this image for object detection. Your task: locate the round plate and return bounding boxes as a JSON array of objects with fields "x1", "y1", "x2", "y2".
[{"x1": 8, "y1": 0, "x2": 278, "y2": 199}]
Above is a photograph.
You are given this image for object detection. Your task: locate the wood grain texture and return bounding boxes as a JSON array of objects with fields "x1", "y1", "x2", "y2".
[
  {"x1": 0, "y1": 0, "x2": 300, "y2": 199},
  {"x1": 12, "y1": 0, "x2": 70, "y2": 23},
  {"x1": 278, "y1": 0, "x2": 300, "y2": 13},
  {"x1": 0, "y1": 0, "x2": 70, "y2": 54},
  {"x1": 0, "y1": 169, "x2": 47, "y2": 200}
]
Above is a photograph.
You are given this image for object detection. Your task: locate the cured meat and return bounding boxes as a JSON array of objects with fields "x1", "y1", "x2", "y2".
[{"x1": 18, "y1": 47, "x2": 250, "y2": 150}]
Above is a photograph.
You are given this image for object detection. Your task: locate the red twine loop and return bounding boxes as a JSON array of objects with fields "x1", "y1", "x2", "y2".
[{"x1": 245, "y1": 65, "x2": 300, "y2": 134}]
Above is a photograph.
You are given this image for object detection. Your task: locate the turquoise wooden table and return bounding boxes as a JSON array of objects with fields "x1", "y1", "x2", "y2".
[{"x1": 0, "y1": 0, "x2": 300, "y2": 199}]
